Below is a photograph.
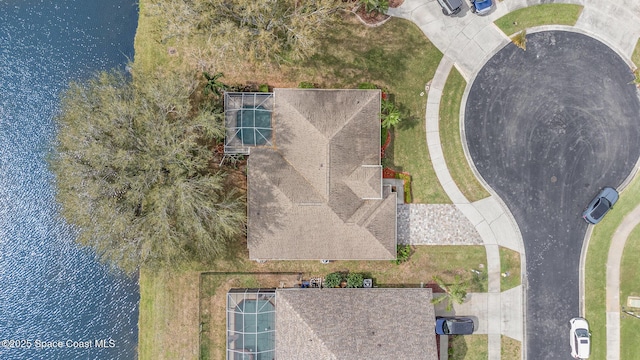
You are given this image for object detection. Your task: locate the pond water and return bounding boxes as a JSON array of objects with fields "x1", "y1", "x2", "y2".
[{"x1": 0, "y1": 1, "x2": 139, "y2": 358}]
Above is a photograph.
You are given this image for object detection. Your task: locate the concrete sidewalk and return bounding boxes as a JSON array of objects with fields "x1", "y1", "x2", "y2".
[
  {"x1": 387, "y1": 0, "x2": 640, "y2": 359},
  {"x1": 605, "y1": 204, "x2": 640, "y2": 360}
]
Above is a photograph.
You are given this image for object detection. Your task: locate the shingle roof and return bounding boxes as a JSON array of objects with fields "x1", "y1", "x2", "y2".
[
  {"x1": 247, "y1": 89, "x2": 397, "y2": 260},
  {"x1": 275, "y1": 288, "x2": 437, "y2": 360}
]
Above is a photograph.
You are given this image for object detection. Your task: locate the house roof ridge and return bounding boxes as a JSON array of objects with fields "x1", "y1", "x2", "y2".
[
  {"x1": 360, "y1": 193, "x2": 398, "y2": 258},
  {"x1": 277, "y1": 291, "x2": 337, "y2": 359}
]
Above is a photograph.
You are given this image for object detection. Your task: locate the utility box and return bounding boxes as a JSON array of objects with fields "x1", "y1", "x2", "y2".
[{"x1": 627, "y1": 296, "x2": 640, "y2": 308}]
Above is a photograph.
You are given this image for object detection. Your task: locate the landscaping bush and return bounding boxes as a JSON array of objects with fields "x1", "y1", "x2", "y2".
[
  {"x1": 381, "y1": 98, "x2": 402, "y2": 129},
  {"x1": 512, "y1": 30, "x2": 527, "y2": 51},
  {"x1": 357, "y1": 82, "x2": 378, "y2": 89},
  {"x1": 381, "y1": 127, "x2": 388, "y2": 146},
  {"x1": 395, "y1": 172, "x2": 412, "y2": 203},
  {"x1": 298, "y1": 81, "x2": 316, "y2": 88},
  {"x1": 359, "y1": 0, "x2": 389, "y2": 14},
  {"x1": 324, "y1": 272, "x2": 344, "y2": 288},
  {"x1": 394, "y1": 244, "x2": 411, "y2": 264},
  {"x1": 346, "y1": 272, "x2": 364, "y2": 288},
  {"x1": 258, "y1": 83, "x2": 269, "y2": 92}
]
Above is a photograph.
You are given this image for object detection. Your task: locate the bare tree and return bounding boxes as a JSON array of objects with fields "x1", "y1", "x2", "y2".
[
  {"x1": 50, "y1": 69, "x2": 246, "y2": 274},
  {"x1": 148, "y1": 0, "x2": 345, "y2": 66}
]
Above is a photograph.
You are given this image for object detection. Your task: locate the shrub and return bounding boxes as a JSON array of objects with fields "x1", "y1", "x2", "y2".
[
  {"x1": 324, "y1": 272, "x2": 344, "y2": 288},
  {"x1": 381, "y1": 98, "x2": 402, "y2": 129},
  {"x1": 357, "y1": 82, "x2": 378, "y2": 89},
  {"x1": 381, "y1": 127, "x2": 388, "y2": 146},
  {"x1": 258, "y1": 83, "x2": 270, "y2": 92},
  {"x1": 394, "y1": 244, "x2": 411, "y2": 264},
  {"x1": 359, "y1": 0, "x2": 389, "y2": 14},
  {"x1": 512, "y1": 30, "x2": 527, "y2": 50},
  {"x1": 395, "y1": 173, "x2": 412, "y2": 203},
  {"x1": 346, "y1": 272, "x2": 364, "y2": 288},
  {"x1": 298, "y1": 81, "x2": 316, "y2": 88}
]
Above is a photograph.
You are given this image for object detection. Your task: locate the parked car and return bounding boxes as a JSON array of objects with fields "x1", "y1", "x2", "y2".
[
  {"x1": 437, "y1": 0, "x2": 462, "y2": 16},
  {"x1": 570, "y1": 317, "x2": 591, "y2": 359},
  {"x1": 471, "y1": 0, "x2": 492, "y2": 15},
  {"x1": 582, "y1": 187, "x2": 618, "y2": 224},
  {"x1": 435, "y1": 317, "x2": 474, "y2": 335}
]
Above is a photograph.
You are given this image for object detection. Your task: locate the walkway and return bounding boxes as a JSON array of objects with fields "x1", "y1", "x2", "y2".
[
  {"x1": 386, "y1": 0, "x2": 640, "y2": 359},
  {"x1": 606, "y1": 204, "x2": 640, "y2": 360}
]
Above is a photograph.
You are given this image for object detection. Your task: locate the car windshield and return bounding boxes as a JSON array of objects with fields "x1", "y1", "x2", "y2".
[
  {"x1": 443, "y1": 321, "x2": 450, "y2": 333},
  {"x1": 576, "y1": 329, "x2": 589, "y2": 338},
  {"x1": 592, "y1": 198, "x2": 611, "y2": 219}
]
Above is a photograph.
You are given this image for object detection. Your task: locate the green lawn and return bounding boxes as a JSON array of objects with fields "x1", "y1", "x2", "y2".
[
  {"x1": 439, "y1": 67, "x2": 490, "y2": 202},
  {"x1": 585, "y1": 175, "x2": 640, "y2": 360},
  {"x1": 298, "y1": 16, "x2": 448, "y2": 203},
  {"x1": 632, "y1": 38, "x2": 640, "y2": 68},
  {"x1": 494, "y1": 4, "x2": 584, "y2": 36},
  {"x1": 499, "y1": 247, "x2": 521, "y2": 292},
  {"x1": 501, "y1": 335, "x2": 521, "y2": 359},
  {"x1": 138, "y1": 269, "x2": 201, "y2": 360},
  {"x1": 449, "y1": 335, "x2": 488, "y2": 360},
  {"x1": 619, "y1": 223, "x2": 640, "y2": 359}
]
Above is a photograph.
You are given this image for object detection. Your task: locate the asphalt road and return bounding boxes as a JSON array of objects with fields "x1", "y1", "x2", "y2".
[{"x1": 464, "y1": 31, "x2": 640, "y2": 359}]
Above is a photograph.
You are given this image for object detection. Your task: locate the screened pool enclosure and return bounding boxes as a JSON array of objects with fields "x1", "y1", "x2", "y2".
[
  {"x1": 227, "y1": 289, "x2": 276, "y2": 360},
  {"x1": 224, "y1": 92, "x2": 274, "y2": 155}
]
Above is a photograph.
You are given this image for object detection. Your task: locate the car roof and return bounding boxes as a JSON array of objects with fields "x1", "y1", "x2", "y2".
[
  {"x1": 591, "y1": 198, "x2": 611, "y2": 219},
  {"x1": 475, "y1": 0, "x2": 492, "y2": 8},
  {"x1": 446, "y1": 0, "x2": 463, "y2": 8},
  {"x1": 447, "y1": 318, "x2": 474, "y2": 333}
]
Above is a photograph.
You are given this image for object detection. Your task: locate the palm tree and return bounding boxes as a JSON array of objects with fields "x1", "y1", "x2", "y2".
[
  {"x1": 203, "y1": 71, "x2": 227, "y2": 96},
  {"x1": 359, "y1": 0, "x2": 390, "y2": 14},
  {"x1": 381, "y1": 98, "x2": 402, "y2": 129},
  {"x1": 431, "y1": 275, "x2": 468, "y2": 311}
]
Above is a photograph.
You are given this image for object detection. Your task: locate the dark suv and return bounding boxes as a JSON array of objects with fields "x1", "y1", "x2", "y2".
[{"x1": 437, "y1": 0, "x2": 462, "y2": 16}]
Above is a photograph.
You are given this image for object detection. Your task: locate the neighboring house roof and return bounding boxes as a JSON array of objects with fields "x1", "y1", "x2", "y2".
[
  {"x1": 275, "y1": 288, "x2": 437, "y2": 360},
  {"x1": 247, "y1": 88, "x2": 397, "y2": 260}
]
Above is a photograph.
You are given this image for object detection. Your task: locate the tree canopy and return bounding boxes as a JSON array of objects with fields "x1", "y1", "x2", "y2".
[
  {"x1": 148, "y1": 0, "x2": 345, "y2": 67},
  {"x1": 50, "y1": 70, "x2": 246, "y2": 273}
]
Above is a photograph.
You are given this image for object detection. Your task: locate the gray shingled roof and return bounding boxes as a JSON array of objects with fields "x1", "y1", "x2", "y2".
[
  {"x1": 247, "y1": 89, "x2": 397, "y2": 260},
  {"x1": 275, "y1": 288, "x2": 437, "y2": 360}
]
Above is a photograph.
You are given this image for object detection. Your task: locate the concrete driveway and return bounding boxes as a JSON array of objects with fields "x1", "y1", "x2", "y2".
[{"x1": 464, "y1": 31, "x2": 640, "y2": 359}]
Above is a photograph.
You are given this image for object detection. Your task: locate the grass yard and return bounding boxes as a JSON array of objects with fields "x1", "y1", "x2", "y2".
[
  {"x1": 501, "y1": 335, "x2": 521, "y2": 359},
  {"x1": 494, "y1": 4, "x2": 584, "y2": 36},
  {"x1": 619, "y1": 223, "x2": 640, "y2": 359},
  {"x1": 633, "y1": 38, "x2": 640, "y2": 68},
  {"x1": 439, "y1": 66, "x2": 490, "y2": 202},
  {"x1": 585, "y1": 174, "x2": 640, "y2": 360},
  {"x1": 449, "y1": 334, "x2": 488, "y2": 360},
  {"x1": 216, "y1": 242, "x2": 488, "y2": 289},
  {"x1": 138, "y1": 269, "x2": 200, "y2": 360},
  {"x1": 499, "y1": 247, "x2": 521, "y2": 292}
]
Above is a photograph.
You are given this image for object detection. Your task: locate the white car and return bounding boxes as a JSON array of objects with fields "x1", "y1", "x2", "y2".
[{"x1": 570, "y1": 317, "x2": 591, "y2": 359}]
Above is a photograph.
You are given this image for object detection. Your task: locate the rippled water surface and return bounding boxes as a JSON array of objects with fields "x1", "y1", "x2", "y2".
[{"x1": 0, "y1": 1, "x2": 139, "y2": 358}]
